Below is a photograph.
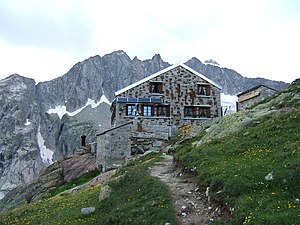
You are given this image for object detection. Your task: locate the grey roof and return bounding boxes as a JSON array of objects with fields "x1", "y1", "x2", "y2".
[{"x1": 237, "y1": 85, "x2": 278, "y2": 97}]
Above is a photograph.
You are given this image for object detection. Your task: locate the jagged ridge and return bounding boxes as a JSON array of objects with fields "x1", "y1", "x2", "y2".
[{"x1": 0, "y1": 50, "x2": 289, "y2": 200}]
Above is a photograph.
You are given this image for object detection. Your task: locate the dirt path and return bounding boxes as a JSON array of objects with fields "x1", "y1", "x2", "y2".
[{"x1": 149, "y1": 154, "x2": 221, "y2": 225}]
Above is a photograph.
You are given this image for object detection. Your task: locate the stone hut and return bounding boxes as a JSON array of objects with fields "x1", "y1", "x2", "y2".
[
  {"x1": 96, "y1": 64, "x2": 222, "y2": 171},
  {"x1": 237, "y1": 85, "x2": 278, "y2": 111}
]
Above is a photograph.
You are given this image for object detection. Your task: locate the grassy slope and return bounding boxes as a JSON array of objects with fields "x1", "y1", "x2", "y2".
[
  {"x1": 175, "y1": 80, "x2": 300, "y2": 225},
  {"x1": 1, "y1": 80, "x2": 299, "y2": 225},
  {"x1": 0, "y1": 153, "x2": 179, "y2": 225}
]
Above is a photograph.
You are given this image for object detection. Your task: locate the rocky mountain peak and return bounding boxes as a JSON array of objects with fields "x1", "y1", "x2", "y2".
[
  {"x1": 132, "y1": 56, "x2": 141, "y2": 62},
  {"x1": 204, "y1": 59, "x2": 220, "y2": 66},
  {"x1": 0, "y1": 50, "x2": 289, "y2": 201},
  {"x1": 151, "y1": 53, "x2": 162, "y2": 61},
  {"x1": 0, "y1": 73, "x2": 35, "y2": 86},
  {"x1": 104, "y1": 50, "x2": 131, "y2": 61},
  {"x1": 188, "y1": 57, "x2": 203, "y2": 64}
]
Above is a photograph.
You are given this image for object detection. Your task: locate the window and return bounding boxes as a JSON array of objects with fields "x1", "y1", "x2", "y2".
[
  {"x1": 143, "y1": 105, "x2": 153, "y2": 116},
  {"x1": 184, "y1": 106, "x2": 211, "y2": 118},
  {"x1": 156, "y1": 105, "x2": 170, "y2": 117},
  {"x1": 126, "y1": 104, "x2": 137, "y2": 116},
  {"x1": 198, "y1": 84, "x2": 211, "y2": 96},
  {"x1": 150, "y1": 82, "x2": 163, "y2": 94},
  {"x1": 184, "y1": 107, "x2": 194, "y2": 117},
  {"x1": 199, "y1": 108, "x2": 208, "y2": 117}
]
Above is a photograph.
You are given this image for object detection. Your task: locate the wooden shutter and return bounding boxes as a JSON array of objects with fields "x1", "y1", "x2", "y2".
[
  {"x1": 206, "y1": 108, "x2": 211, "y2": 118},
  {"x1": 160, "y1": 83, "x2": 163, "y2": 93},
  {"x1": 192, "y1": 107, "x2": 197, "y2": 118},
  {"x1": 141, "y1": 105, "x2": 144, "y2": 116},
  {"x1": 125, "y1": 105, "x2": 128, "y2": 116},
  {"x1": 151, "y1": 106, "x2": 154, "y2": 116},
  {"x1": 149, "y1": 83, "x2": 152, "y2": 93},
  {"x1": 206, "y1": 85, "x2": 211, "y2": 96},
  {"x1": 166, "y1": 105, "x2": 170, "y2": 117}
]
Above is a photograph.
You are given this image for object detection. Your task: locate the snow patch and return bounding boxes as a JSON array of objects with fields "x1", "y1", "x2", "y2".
[
  {"x1": 47, "y1": 95, "x2": 111, "y2": 119},
  {"x1": 0, "y1": 191, "x2": 4, "y2": 200},
  {"x1": 25, "y1": 119, "x2": 31, "y2": 126},
  {"x1": 37, "y1": 126, "x2": 54, "y2": 164},
  {"x1": 204, "y1": 59, "x2": 220, "y2": 67},
  {"x1": 221, "y1": 93, "x2": 238, "y2": 115},
  {"x1": 99, "y1": 94, "x2": 111, "y2": 106},
  {"x1": 47, "y1": 105, "x2": 68, "y2": 119}
]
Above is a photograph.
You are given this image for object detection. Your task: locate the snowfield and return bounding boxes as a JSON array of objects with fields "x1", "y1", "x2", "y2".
[
  {"x1": 37, "y1": 126, "x2": 54, "y2": 164},
  {"x1": 47, "y1": 94, "x2": 111, "y2": 119}
]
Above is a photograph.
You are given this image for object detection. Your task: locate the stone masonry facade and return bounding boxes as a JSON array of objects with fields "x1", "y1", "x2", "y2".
[
  {"x1": 237, "y1": 85, "x2": 278, "y2": 111},
  {"x1": 96, "y1": 64, "x2": 221, "y2": 171}
]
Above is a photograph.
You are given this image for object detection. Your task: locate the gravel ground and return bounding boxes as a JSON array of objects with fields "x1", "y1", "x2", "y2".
[{"x1": 149, "y1": 154, "x2": 223, "y2": 225}]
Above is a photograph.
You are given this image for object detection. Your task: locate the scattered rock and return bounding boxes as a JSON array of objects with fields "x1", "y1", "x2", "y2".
[
  {"x1": 99, "y1": 185, "x2": 111, "y2": 202},
  {"x1": 265, "y1": 172, "x2": 274, "y2": 181},
  {"x1": 149, "y1": 154, "x2": 222, "y2": 224},
  {"x1": 81, "y1": 207, "x2": 96, "y2": 215},
  {"x1": 243, "y1": 131, "x2": 250, "y2": 137}
]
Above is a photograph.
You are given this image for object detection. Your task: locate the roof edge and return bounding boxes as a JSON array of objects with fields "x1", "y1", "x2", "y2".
[
  {"x1": 237, "y1": 84, "x2": 278, "y2": 97},
  {"x1": 180, "y1": 63, "x2": 222, "y2": 89},
  {"x1": 115, "y1": 63, "x2": 222, "y2": 96}
]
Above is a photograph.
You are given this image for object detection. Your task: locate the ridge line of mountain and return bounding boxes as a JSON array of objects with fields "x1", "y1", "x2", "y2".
[{"x1": 0, "y1": 50, "x2": 289, "y2": 200}]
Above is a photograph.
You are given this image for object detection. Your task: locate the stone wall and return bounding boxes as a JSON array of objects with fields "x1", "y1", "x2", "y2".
[
  {"x1": 114, "y1": 65, "x2": 221, "y2": 129},
  {"x1": 97, "y1": 65, "x2": 222, "y2": 171},
  {"x1": 130, "y1": 118, "x2": 171, "y2": 154},
  {"x1": 96, "y1": 122, "x2": 132, "y2": 172}
]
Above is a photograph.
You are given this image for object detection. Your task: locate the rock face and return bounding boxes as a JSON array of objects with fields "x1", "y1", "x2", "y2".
[
  {"x1": 0, "y1": 153, "x2": 97, "y2": 214},
  {"x1": 0, "y1": 74, "x2": 43, "y2": 198},
  {"x1": 185, "y1": 57, "x2": 288, "y2": 95},
  {"x1": 0, "y1": 50, "x2": 289, "y2": 200}
]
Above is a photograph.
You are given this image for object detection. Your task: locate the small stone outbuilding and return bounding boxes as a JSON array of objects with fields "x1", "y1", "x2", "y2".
[
  {"x1": 96, "y1": 64, "x2": 222, "y2": 171},
  {"x1": 237, "y1": 85, "x2": 278, "y2": 111}
]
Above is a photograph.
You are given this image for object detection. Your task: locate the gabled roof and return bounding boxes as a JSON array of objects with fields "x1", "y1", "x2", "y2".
[
  {"x1": 115, "y1": 63, "x2": 222, "y2": 96},
  {"x1": 237, "y1": 85, "x2": 278, "y2": 97}
]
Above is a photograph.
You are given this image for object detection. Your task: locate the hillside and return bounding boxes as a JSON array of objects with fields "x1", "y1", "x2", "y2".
[
  {"x1": 0, "y1": 78, "x2": 298, "y2": 224},
  {"x1": 174, "y1": 79, "x2": 300, "y2": 224},
  {"x1": 0, "y1": 50, "x2": 288, "y2": 200}
]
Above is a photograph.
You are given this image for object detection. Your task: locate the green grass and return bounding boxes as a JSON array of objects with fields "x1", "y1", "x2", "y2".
[
  {"x1": 45, "y1": 169, "x2": 100, "y2": 198},
  {"x1": 0, "y1": 152, "x2": 179, "y2": 225},
  {"x1": 175, "y1": 108, "x2": 300, "y2": 224}
]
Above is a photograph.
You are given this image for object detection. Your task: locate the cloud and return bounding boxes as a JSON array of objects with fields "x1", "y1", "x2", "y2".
[
  {"x1": 0, "y1": 39, "x2": 74, "y2": 82},
  {"x1": 0, "y1": 0, "x2": 299, "y2": 83},
  {"x1": 0, "y1": 0, "x2": 95, "y2": 56}
]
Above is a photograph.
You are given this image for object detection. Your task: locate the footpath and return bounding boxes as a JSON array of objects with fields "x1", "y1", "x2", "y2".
[{"x1": 149, "y1": 154, "x2": 222, "y2": 225}]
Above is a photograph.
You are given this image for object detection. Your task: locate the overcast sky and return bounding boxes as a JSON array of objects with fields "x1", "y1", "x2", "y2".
[{"x1": 0, "y1": 0, "x2": 299, "y2": 83}]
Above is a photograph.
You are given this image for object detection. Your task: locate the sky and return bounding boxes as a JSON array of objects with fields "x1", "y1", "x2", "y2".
[{"x1": 0, "y1": 0, "x2": 300, "y2": 84}]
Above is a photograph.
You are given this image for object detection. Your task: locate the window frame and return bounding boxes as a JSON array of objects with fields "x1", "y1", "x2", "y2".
[
  {"x1": 142, "y1": 105, "x2": 153, "y2": 117},
  {"x1": 197, "y1": 83, "x2": 211, "y2": 96},
  {"x1": 126, "y1": 104, "x2": 137, "y2": 116},
  {"x1": 156, "y1": 105, "x2": 170, "y2": 117},
  {"x1": 149, "y1": 81, "x2": 163, "y2": 94},
  {"x1": 184, "y1": 106, "x2": 211, "y2": 118}
]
